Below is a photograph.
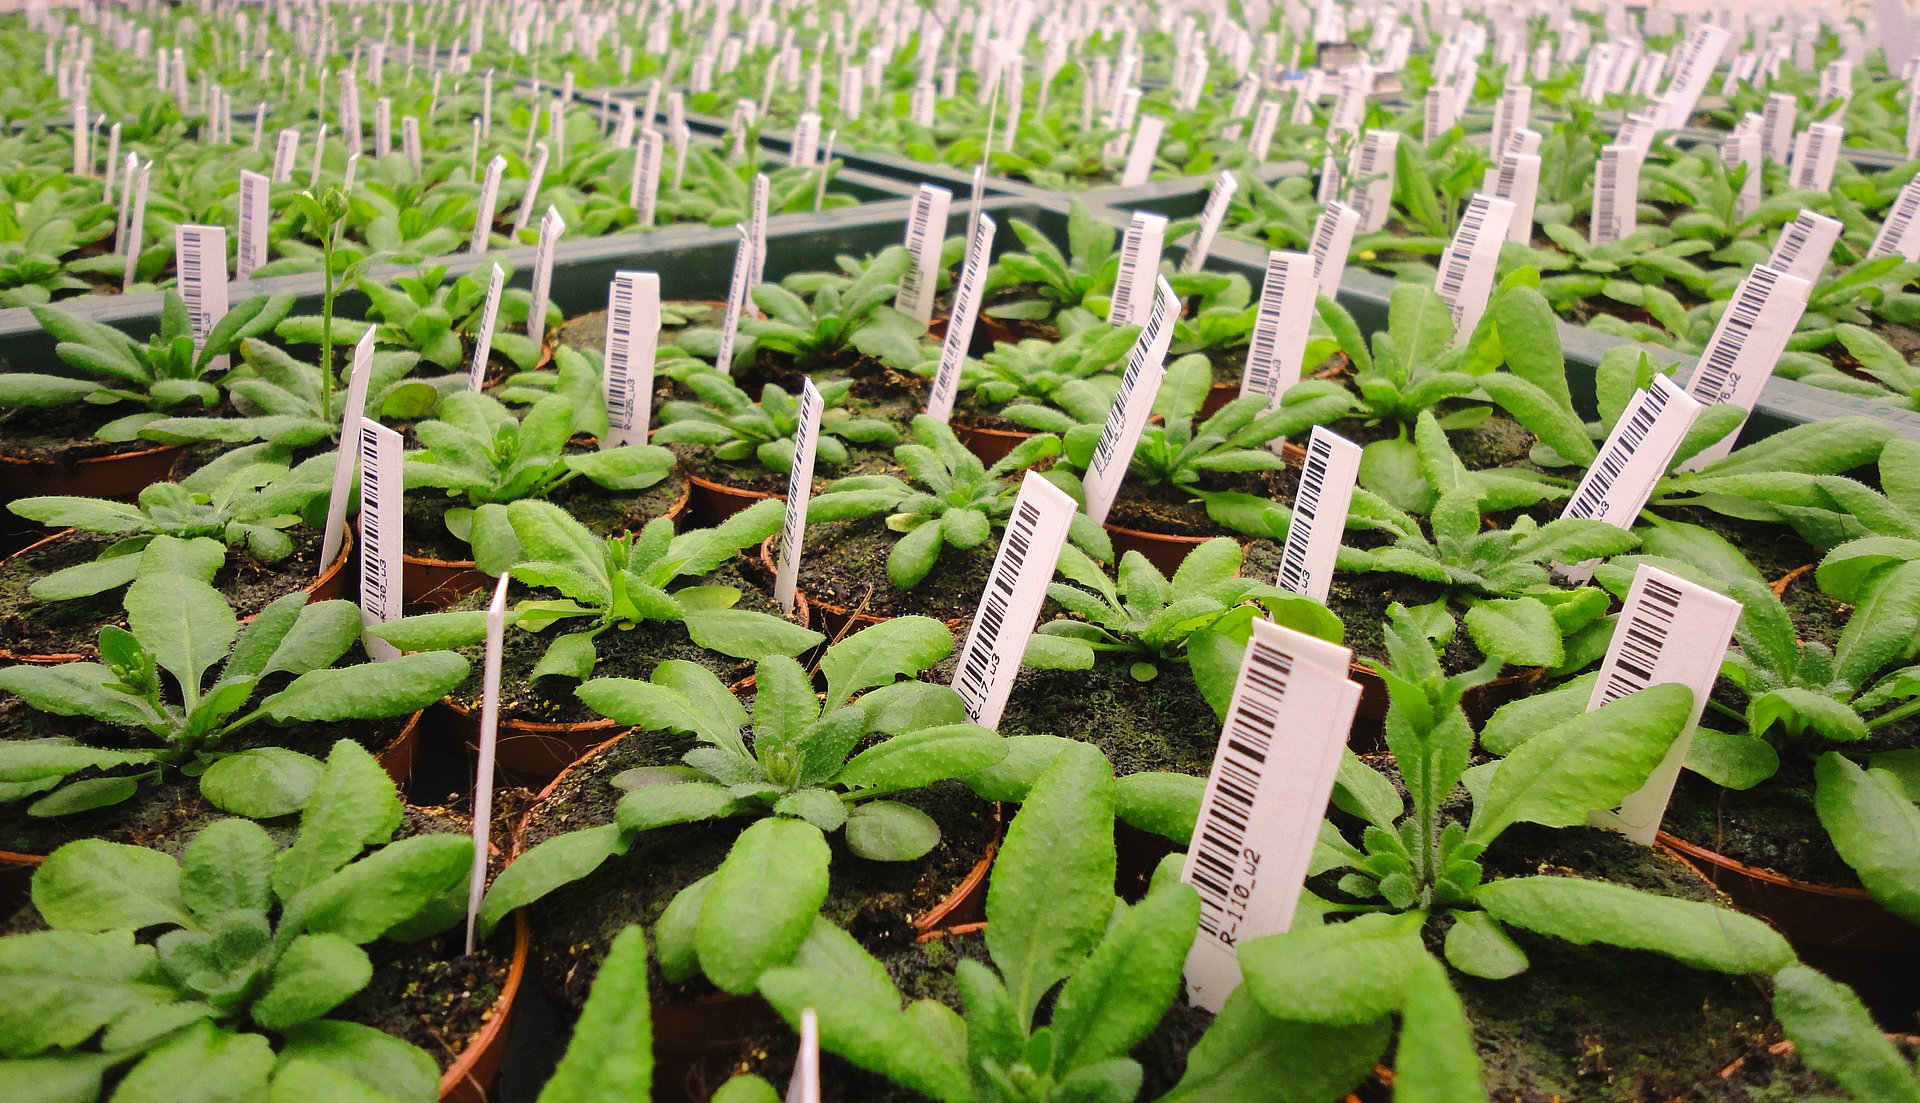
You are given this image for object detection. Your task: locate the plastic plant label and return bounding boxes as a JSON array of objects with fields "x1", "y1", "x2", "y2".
[
  {"x1": 465, "y1": 572, "x2": 511, "y2": 954},
  {"x1": 1350, "y1": 130, "x2": 1400, "y2": 234},
  {"x1": 1877, "y1": 0, "x2": 1917, "y2": 74},
  {"x1": 122, "y1": 160, "x2": 149, "y2": 291},
  {"x1": 1768, "y1": 209, "x2": 1843, "y2": 282},
  {"x1": 784, "y1": 1008, "x2": 820, "y2": 1103},
  {"x1": 1272, "y1": 426, "x2": 1362, "y2": 604},
  {"x1": 472, "y1": 155, "x2": 505, "y2": 254},
  {"x1": 1119, "y1": 113, "x2": 1165, "y2": 188},
  {"x1": 467, "y1": 263, "x2": 506, "y2": 392},
  {"x1": 1241, "y1": 250, "x2": 1316, "y2": 407},
  {"x1": 1180, "y1": 172, "x2": 1238, "y2": 273},
  {"x1": 402, "y1": 115, "x2": 422, "y2": 175},
  {"x1": 1590, "y1": 143, "x2": 1642, "y2": 246},
  {"x1": 510, "y1": 141, "x2": 550, "y2": 239},
  {"x1": 1761, "y1": 92, "x2": 1796, "y2": 163},
  {"x1": 1109, "y1": 211, "x2": 1169, "y2": 328},
  {"x1": 774, "y1": 378, "x2": 824, "y2": 617},
  {"x1": 603, "y1": 271, "x2": 659, "y2": 447},
  {"x1": 812, "y1": 130, "x2": 836, "y2": 211},
  {"x1": 613, "y1": 101, "x2": 635, "y2": 149},
  {"x1": 1657, "y1": 24, "x2": 1730, "y2": 128},
  {"x1": 374, "y1": 96, "x2": 392, "y2": 158},
  {"x1": 271, "y1": 127, "x2": 299, "y2": 182},
  {"x1": 320, "y1": 328, "x2": 378, "y2": 576},
  {"x1": 1680, "y1": 264, "x2": 1812, "y2": 469},
  {"x1": 1084, "y1": 278, "x2": 1179, "y2": 525},
  {"x1": 1248, "y1": 97, "x2": 1281, "y2": 161},
  {"x1": 236, "y1": 170, "x2": 268, "y2": 280},
  {"x1": 526, "y1": 206, "x2": 565, "y2": 342},
  {"x1": 1485, "y1": 151, "x2": 1542, "y2": 244},
  {"x1": 926, "y1": 213, "x2": 995, "y2": 423},
  {"x1": 626, "y1": 127, "x2": 662, "y2": 227},
  {"x1": 1308, "y1": 201, "x2": 1359, "y2": 300},
  {"x1": 1556, "y1": 374, "x2": 1704, "y2": 582},
  {"x1": 1489, "y1": 84, "x2": 1531, "y2": 160},
  {"x1": 1789, "y1": 122, "x2": 1843, "y2": 193},
  {"x1": 357, "y1": 416, "x2": 405, "y2": 661},
  {"x1": 895, "y1": 183, "x2": 953, "y2": 327},
  {"x1": 791, "y1": 110, "x2": 822, "y2": 167},
  {"x1": 1181, "y1": 618, "x2": 1363, "y2": 1013},
  {"x1": 746, "y1": 172, "x2": 771, "y2": 305},
  {"x1": 949, "y1": 471, "x2": 1078, "y2": 730},
  {"x1": 1433, "y1": 194, "x2": 1516, "y2": 341},
  {"x1": 1423, "y1": 85, "x2": 1458, "y2": 144},
  {"x1": 1724, "y1": 119, "x2": 1763, "y2": 219},
  {"x1": 1586, "y1": 565, "x2": 1741, "y2": 844},
  {"x1": 174, "y1": 223, "x2": 229, "y2": 360},
  {"x1": 713, "y1": 223, "x2": 755, "y2": 376},
  {"x1": 1869, "y1": 173, "x2": 1920, "y2": 261}
]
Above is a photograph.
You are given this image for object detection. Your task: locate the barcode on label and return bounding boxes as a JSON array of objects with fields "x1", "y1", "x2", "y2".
[
  {"x1": 1273, "y1": 426, "x2": 1361, "y2": 603},
  {"x1": 1591, "y1": 144, "x2": 1639, "y2": 245},
  {"x1": 1248, "y1": 99, "x2": 1280, "y2": 161},
  {"x1": 1761, "y1": 92, "x2": 1796, "y2": 163},
  {"x1": 1434, "y1": 194, "x2": 1515, "y2": 339},
  {"x1": 1561, "y1": 375, "x2": 1692, "y2": 519},
  {"x1": 1190, "y1": 639, "x2": 1294, "y2": 944},
  {"x1": 773, "y1": 378, "x2": 824, "y2": 616},
  {"x1": 271, "y1": 128, "x2": 298, "y2": 182},
  {"x1": 1423, "y1": 86, "x2": 1453, "y2": 144},
  {"x1": 1686, "y1": 266, "x2": 1801, "y2": 405},
  {"x1": 1869, "y1": 174, "x2": 1920, "y2": 261},
  {"x1": 630, "y1": 129, "x2": 662, "y2": 226},
  {"x1": 236, "y1": 171, "x2": 268, "y2": 280},
  {"x1": 1109, "y1": 211, "x2": 1168, "y2": 328},
  {"x1": 358, "y1": 417, "x2": 404, "y2": 661},
  {"x1": 713, "y1": 223, "x2": 754, "y2": 375},
  {"x1": 1350, "y1": 131, "x2": 1398, "y2": 234},
  {"x1": 174, "y1": 224, "x2": 229, "y2": 352},
  {"x1": 1768, "y1": 210, "x2": 1842, "y2": 282},
  {"x1": 526, "y1": 206, "x2": 565, "y2": 342},
  {"x1": 472, "y1": 155, "x2": 505, "y2": 254},
  {"x1": 1790, "y1": 122, "x2": 1842, "y2": 192},
  {"x1": 926, "y1": 214, "x2": 995, "y2": 424},
  {"x1": 949, "y1": 472, "x2": 1077, "y2": 730},
  {"x1": 895, "y1": 184, "x2": 952, "y2": 326},
  {"x1": 1308, "y1": 201, "x2": 1359, "y2": 300},
  {"x1": 1181, "y1": 172, "x2": 1238, "y2": 273},
  {"x1": 602, "y1": 271, "x2": 659, "y2": 446},
  {"x1": 511, "y1": 142, "x2": 550, "y2": 239},
  {"x1": 468, "y1": 263, "x2": 505, "y2": 392},
  {"x1": 1241, "y1": 251, "x2": 1315, "y2": 405},
  {"x1": 1085, "y1": 279, "x2": 1178, "y2": 524}
]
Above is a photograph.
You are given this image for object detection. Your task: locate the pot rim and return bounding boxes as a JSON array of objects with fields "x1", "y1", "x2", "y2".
[
  {"x1": 436, "y1": 910, "x2": 530, "y2": 1102},
  {"x1": 1657, "y1": 829, "x2": 1876, "y2": 902}
]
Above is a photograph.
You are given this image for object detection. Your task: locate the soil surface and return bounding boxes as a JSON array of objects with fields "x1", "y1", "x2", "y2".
[
  {"x1": 0, "y1": 400, "x2": 180, "y2": 463},
  {"x1": 402, "y1": 465, "x2": 687, "y2": 565},
  {"x1": 1106, "y1": 465, "x2": 1301, "y2": 539},
  {"x1": 793, "y1": 516, "x2": 991, "y2": 624},
  {"x1": 996, "y1": 659, "x2": 1220, "y2": 778},
  {"x1": 1241, "y1": 539, "x2": 1489, "y2": 675}
]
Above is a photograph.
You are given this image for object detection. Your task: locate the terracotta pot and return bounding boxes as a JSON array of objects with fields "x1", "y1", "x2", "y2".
[
  {"x1": 438, "y1": 911, "x2": 530, "y2": 1103},
  {"x1": 756, "y1": 535, "x2": 963, "y2": 642},
  {"x1": 1100, "y1": 520, "x2": 1215, "y2": 577},
  {"x1": 439, "y1": 585, "x2": 809, "y2": 785},
  {"x1": 1659, "y1": 830, "x2": 1920, "y2": 1026},
  {"x1": 0, "y1": 524, "x2": 356, "y2": 664},
  {"x1": 952, "y1": 421, "x2": 1032, "y2": 466},
  {"x1": 0, "y1": 441, "x2": 187, "y2": 502},
  {"x1": 1198, "y1": 381, "x2": 1240, "y2": 419},
  {"x1": 397, "y1": 480, "x2": 692, "y2": 612},
  {"x1": 684, "y1": 470, "x2": 777, "y2": 527}
]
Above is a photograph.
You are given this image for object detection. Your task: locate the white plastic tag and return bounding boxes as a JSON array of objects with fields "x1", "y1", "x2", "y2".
[
  {"x1": 1181, "y1": 172, "x2": 1239, "y2": 274},
  {"x1": 791, "y1": 110, "x2": 822, "y2": 167},
  {"x1": 1241, "y1": 250, "x2": 1317, "y2": 405},
  {"x1": 1434, "y1": 194, "x2": 1516, "y2": 341},
  {"x1": 510, "y1": 141, "x2": 550, "y2": 239},
  {"x1": 173, "y1": 223, "x2": 229, "y2": 360},
  {"x1": 122, "y1": 160, "x2": 149, "y2": 290},
  {"x1": 1273, "y1": 427, "x2": 1362, "y2": 604},
  {"x1": 1181, "y1": 619, "x2": 1363, "y2": 1013},
  {"x1": 602, "y1": 271, "x2": 659, "y2": 447},
  {"x1": 1119, "y1": 114, "x2": 1165, "y2": 188},
  {"x1": 1556, "y1": 375, "x2": 1705, "y2": 582},
  {"x1": 526, "y1": 206, "x2": 564, "y2": 343},
  {"x1": 630, "y1": 128, "x2": 663, "y2": 228},
  {"x1": 713, "y1": 223, "x2": 754, "y2": 375},
  {"x1": 1869, "y1": 174, "x2": 1920, "y2": 261},
  {"x1": 896, "y1": 184, "x2": 953, "y2": 327},
  {"x1": 1248, "y1": 98, "x2": 1280, "y2": 162},
  {"x1": 1109, "y1": 211, "x2": 1169, "y2": 328},
  {"x1": 468, "y1": 263, "x2": 505, "y2": 392},
  {"x1": 926, "y1": 213, "x2": 995, "y2": 424},
  {"x1": 1590, "y1": 143, "x2": 1642, "y2": 246},
  {"x1": 402, "y1": 115, "x2": 422, "y2": 176},
  {"x1": 1485, "y1": 152, "x2": 1543, "y2": 245},
  {"x1": 1657, "y1": 24, "x2": 1730, "y2": 129},
  {"x1": 1680, "y1": 264, "x2": 1812, "y2": 469},
  {"x1": 1349, "y1": 130, "x2": 1399, "y2": 234},
  {"x1": 320, "y1": 327, "x2": 378, "y2": 575},
  {"x1": 236, "y1": 170, "x2": 268, "y2": 280},
  {"x1": 1084, "y1": 278, "x2": 1179, "y2": 525},
  {"x1": 1489, "y1": 84, "x2": 1531, "y2": 162},
  {"x1": 1789, "y1": 122, "x2": 1842, "y2": 192},
  {"x1": 1761, "y1": 92, "x2": 1797, "y2": 163},
  {"x1": 465, "y1": 572, "x2": 511, "y2": 954},
  {"x1": 472, "y1": 154, "x2": 505, "y2": 254},
  {"x1": 271, "y1": 127, "x2": 299, "y2": 182},
  {"x1": 774, "y1": 378, "x2": 824, "y2": 617},
  {"x1": 1308, "y1": 201, "x2": 1360, "y2": 300},
  {"x1": 783, "y1": 1008, "x2": 821, "y2": 1103},
  {"x1": 357, "y1": 416, "x2": 405, "y2": 661},
  {"x1": 1768, "y1": 210, "x2": 1843, "y2": 282},
  {"x1": 1586, "y1": 565, "x2": 1742, "y2": 844},
  {"x1": 949, "y1": 471, "x2": 1079, "y2": 729},
  {"x1": 374, "y1": 96, "x2": 392, "y2": 158}
]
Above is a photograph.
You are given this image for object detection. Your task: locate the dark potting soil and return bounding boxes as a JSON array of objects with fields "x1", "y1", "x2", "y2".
[
  {"x1": 1105, "y1": 465, "x2": 1301, "y2": 539},
  {"x1": 670, "y1": 438, "x2": 904, "y2": 500},
  {"x1": 1435, "y1": 823, "x2": 1782, "y2": 1103},
  {"x1": 1202, "y1": 344, "x2": 1249, "y2": 388},
  {"x1": 0, "y1": 695, "x2": 412, "y2": 857},
  {"x1": 794, "y1": 516, "x2": 990, "y2": 623},
  {"x1": 0, "y1": 526, "x2": 336, "y2": 659},
  {"x1": 1240, "y1": 539, "x2": 1489, "y2": 675},
  {"x1": 402, "y1": 466, "x2": 688, "y2": 565},
  {"x1": 0, "y1": 399, "x2": 177, "y2": 464},
  {"x1": 995, "y1": 658, "x2": 1219, "y2": 778},
  {"x1": 335, "y1": 806, "x2": 515, "y2": 1076},
  {"x1": 1660, "y1": 505, "x2": 1842, "y2": 647},
  {"x1": 1662, "y1": 750, "x2": 1870, "y2": 890},
  {"x1": 441, "y1": 556, "x2": 796, "y2": 726},
  {"x1": 518, "y1": 722, "x2": 998, "y2": 1011}
]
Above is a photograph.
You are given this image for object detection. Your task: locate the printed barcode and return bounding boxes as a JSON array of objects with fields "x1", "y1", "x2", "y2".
[
  {"x1": 177, "y1": 229, "x2": 211, "y2": 335},
  {"x1": 1424, "y1": 87, "x2": 1444, "y2": 140},
  {"x1": 1597, "y1": 576, "x2": 1682, "y2": 703},
  {"x1": 1275, "y1": 434, "x2": 1332, "y2": 593},
  {"x1": 1243, "y1": 252, "x2": 1290, "y2": 397},
  {"x1": 1191, "y1": 639, "x2": 1294, "y2": 942},
  {"x1": 954, "y1": 498, "x2": 1041, "y2": 713},
  {"x1": 1690, "y1": 268, "x2": 1780, "y2": 402},
  {"x1": 358, "y1": 423, "x2": 390, "y2": 614},
  {"x1": 1437, "y1": 197, "x2": 1492, "y2": 301},
  {"x1": 1565, "y1": 381, "x2": 1673, "y2": 520},
  {"x1": 1110, "y1": 215, "x2": 1151, "y2": 324},
  {"x1": 776, "y1": 386, "x2": 818, "y2": 581},
  {"x1": 1090, "y1": 304, "x2": 1166, "y2": 477},
  {"x1": 1795, "y1": 126, "x2": 1831, "y2": 188},
  {"x1": 1871, "y1": 177, "x2": 1920, "y2": 259},
  {"x1": 1773, "y1": 211, "x2": 1819, "y2": 267},
  {"x1": 896, "y1": 189, "x2": 936, "y2": 308},
  {"x1": 606, "y1": 281, "x2": 637, "y2": 430},
  {"x1": 1594, "y1": 146, "x2": 1623, "y2": 243}
]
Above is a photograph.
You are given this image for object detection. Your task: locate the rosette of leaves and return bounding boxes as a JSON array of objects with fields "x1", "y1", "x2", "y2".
[
  {"x1": 370, "y1": 499, "x2": 822, "y2": 682},
  {"x1": 952, "y1": 318, "x2": 1138, "y2": 412},
  {"x1": 0, "y1": 291, "x2": 293, "y2": 440},
  {"x1": 1032, "y1": 353, "x2": 1354, "y2": 538},
  {"x1": 984, "y1": 113, "x2": 1121, "y2": 189},
  {"x1": 1352, "y1": 130, "x2": 1492, "y2": 263},
  {"x1": 275, "y1": 263, "x2": 546, "y2": 373},
  {"x1": 1209, "y1": 172, "x2": 1320, "y2": 253},
  {"x1": 405, "y1": 384, "x2": 675, "y2": 546},
  {"x1": 729, "y1": 245, "x2": 930, "y2": 372},
  {"x1": 0, "y1": 181, "x2": 115, "y2": 306},
  {"x1": 1024, "y1": 538, "x2": 1344, "y2": 683},
  {"x1": 803, "y1": 415, "x2": 1110, "y2": 589},
  {"x1": 1636, "y1": 146, "x2": 1805, "y2": 256},
  {"x1": 1784, "y1": 254, "x2": 1920, "y2": 340},
  {"x1": 981, "y1": 202, "x2": 1119, "y2": 327},
  {"x1": 1220, "y1": 611, "x2": 1793, "y2": 1103},
  {"x1": 1779, "y1": 323, "x2": 1920, "y2": 407},
  {"x1": 0, "y1": 575, "x2": 469, "y2": 819},
  {"x1": 0, "y1": 741, "x2": 473, "y2": 1101},
  {"x1": 475, "y1": 617, "x2": 1007, "y2": 994},
  {"x1": 9, "y1": 447, "x2": 334, "y2": 600},
  {"x1": 652, "y1": 367, "x2": 899, "y2": 474},
  {"x1": 1310, "y1": 281, "x2": 1498, "y2": 438},
  {"x1": 1166, "y1": 270, "x2": 1259, "y2": 356},
  {"x1": 1496, "y1": 225, "x2": 1719, "y2": 333},
  {"x1": 659, "y1": 147, "x2": 858, "y2": 226}
]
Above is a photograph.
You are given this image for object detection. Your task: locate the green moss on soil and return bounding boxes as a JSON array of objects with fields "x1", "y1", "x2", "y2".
[
  {"x1": 1106, "y1": 466, "x2": 1300, "y2": 539},
  {"x1": 795, "y1": 516, "x2": 992, "y2": 623}
]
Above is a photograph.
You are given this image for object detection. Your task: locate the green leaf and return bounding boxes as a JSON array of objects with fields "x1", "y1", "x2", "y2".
[
  {"x1": 679, "y1": 608, "x2": 824, "y2": 661},
  {"x1": 114, "y1": 1021, "x2": 274, "y2": 1103},
  {"x1": 843, "y1": 799, "x2": 940, "y2": 860},
  {"x1": 0, "y1": 930, "x2": 174, "y2": 1058},
  {"x1": 1441, "y1": 909, "x2": 1527, "y2": 980},
  {"x1": 1115, "y1": 772, "x2": 1206, "y2": 846},
  {"x1": 987, "y1": 742, "x2": 1117, "y2": 1029},
  {"x1": 1476, "y1": 875, "x2": 1793, "y2": 973},
  {"x1": 1479, "y1": 674, "x2": 1596, "y2": 756},
  {"x1": 1238, "y1": 912, "x2": 1426, "y2": 1026},
  {"x1": 1049, "y1": 875, "x2": 1201, "y2": 1073},
  {"x1": 1463, "y1": 597, "x2": 1564, "y2": 667},
  {"x1": 272, "y1": 741, "x2": 405, "y2": 899},
  {"x1": 261, "y1": 652, "x2": 469, "y2": 723},
  {"x1": 1684, "y1": 730, "x2": 1780, "y2": 790},
  {"x1": 695, "y1": 818, "x2": 830, "y2": 994},
  {"x1": 536, "y1": 925, "x2": 653, "y2": 1103},
  {"x1": 1466, "y1": 684, "x2": 1692, "y2": 846},
  {"x1": 709, "y1": 1076, "x2": 780, "y2": 1103},
  {"x1": 198, "y1": 749, "x2": 324, "y2": 819},
  {"x1": 478, "y1": 824, "x2": 624, "y2": 940},
  {"x1": 1771, "y1": 963, "x2": 1920, "y2": 1103},
  {"x1": 296, "y1": 834, "x2": 473, "y2": 945},
  {"x1": 1155, "y1": 985, "x2": 1389, "y2": 1103},
  {"x1": 26, "y1": 776, "x2": 139, "y2": 818},
  {"x1": 837, "y1": 724, "x2": 1006, "y2": 791},
  {"x1": 180, "y1": 819, "x2": 275, "y2": 919},
  {"x1": 251, "y1": 935, "x2": 372, "y2": 1031},
  {"x1": 1394, "y1": 953, "x2": 1488, "y2": 1103},
  {"x1": 275, "y1": 1021, "x2": 438, "y2": 1103},
  {"x1": 32, "y1": 840, "x2": 188, "y2": 932},
  {"x1": 1814, "y1": 752, "x2": 1920, "y2": 925},
  {"x1": 820, "y1": 615, "x2": 954, "y2": 710},
  {"x1": 123, "y1": 576, "x2": 237, "y2": 702}
]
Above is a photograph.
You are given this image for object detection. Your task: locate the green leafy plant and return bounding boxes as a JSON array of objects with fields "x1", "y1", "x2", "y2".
[
  {"x1": 983, "y1": 202, "x2": 1120, "y2": 327},
  {"x1": 0, "y1": 291, "x2": 293, "y2": 439},
  {"x1": 1770, "y1": 964, "x2": 1920, "y2": 1103},
  {"x1": 954, "y1": 319, "x2": 1139, "y2": 412},
  {"x1": 9, "y1": 447, "x2": 334, "y2": 600},
  {"x1": 804, "y1": 415, "x2": 1109, "y2": 589},
  {"x1": 0, "y1": 574, "x2": 468, "y2": 818},
  {"x1": 476, "y1": 617, "x2": 1006, "y2": 994},
  {"x1": 0, "y1": 740, "x2": 472, "y2": 1100},
  {"x1": 731, "y1": 245, "x2": 930, "y2": 372},
  {"x1": 277, "y1": 263, "x2": 545, "y2": 373},
  {"x1": 653, "y1": 368, "x2": 898, "y2": 474},
  {"x1": 1498, "y1": 225, "x2": 1717, "y2": 334},
  {"x1": 370, "y1": 498, "x2": 822, "y2": 682}
]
